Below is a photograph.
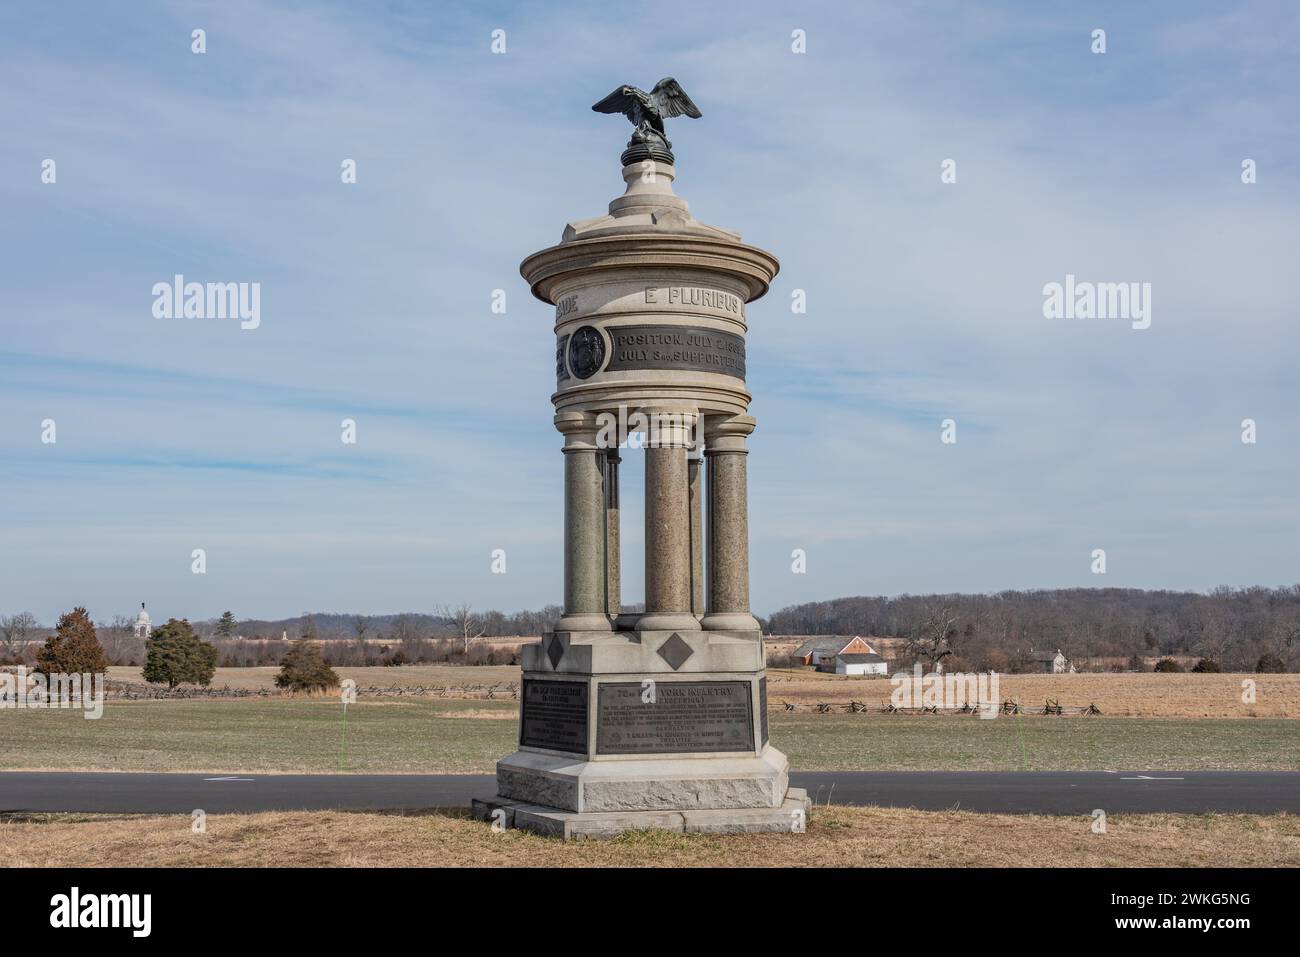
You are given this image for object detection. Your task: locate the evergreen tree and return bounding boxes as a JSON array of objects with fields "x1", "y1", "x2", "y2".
[
  {"x1": 1256, "y1": 653, "x2": 1286, "y2": 674},
  {"x1": 143, "y1": 618, "x2": 217, "y2": 689},
  {"x1": 214, "y1": 611, "x2": 237, "y2": 639},
  {"x1": 275, "y1": 641, "x2": 340, "y2": 692},
  {"x1": 35, "y1": 607, "x2": 108, "y2": 676}
]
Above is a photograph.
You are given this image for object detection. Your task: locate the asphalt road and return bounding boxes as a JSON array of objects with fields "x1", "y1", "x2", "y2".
[{"x1": 2, "y1": 770, "x2": 1297, "y2": 815}]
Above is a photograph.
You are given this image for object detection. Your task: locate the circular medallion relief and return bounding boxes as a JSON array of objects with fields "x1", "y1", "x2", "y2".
[{"x1": 567, "y1": 325, "x2": 606, "y2": 380}]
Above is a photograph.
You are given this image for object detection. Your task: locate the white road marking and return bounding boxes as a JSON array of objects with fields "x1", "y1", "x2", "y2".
[
  {"x1": 204, "y1": 776, "x2": 255, "y2": 782},
  {"x1": 1120, "y1": 775, "x2": 1184, "y2": 781}
]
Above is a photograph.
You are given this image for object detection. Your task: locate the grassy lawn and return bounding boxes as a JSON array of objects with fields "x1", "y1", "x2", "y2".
[
  {"x1": 2, "y1": 698, "x2": 1297, "y2": 773},
  {"x1": 0, "y1": 699, "x2": 516, "y2": 774},
  {"x1": 778, "y1": 713, "x2": 1300, "y2": 771},
  {"x1": 4, "y1": 806, "x2": 1298, "y2": 866}
]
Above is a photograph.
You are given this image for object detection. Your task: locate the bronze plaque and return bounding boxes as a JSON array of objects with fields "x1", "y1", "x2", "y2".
[
  {"x1": 605, "y1": 325, "x2": 745, "y2": 380},
  {"x1": 595, "y1": 680, "x2": 754, "y2": 755},
  {"x1": 567, "y1": 326, "x2": 605, "y2": 379},
  {"x1": 520, "y1": 678, "x2": 588, "y2": 754}
]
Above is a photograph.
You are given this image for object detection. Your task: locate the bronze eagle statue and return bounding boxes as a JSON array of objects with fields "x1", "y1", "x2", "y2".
[{"x1": 592, "y1": 78, "x2": 701, "y2": 154}]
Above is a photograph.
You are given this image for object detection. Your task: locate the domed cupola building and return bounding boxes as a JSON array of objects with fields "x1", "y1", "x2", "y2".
[{"x1": 133, "y1": 603, "x2": 151, "y2": 639}]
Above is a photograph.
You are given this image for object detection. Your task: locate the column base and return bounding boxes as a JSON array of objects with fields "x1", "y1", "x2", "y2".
[
  {"x1": 701, "y1": 611, "x2": 761, "y2": 632},
  {"x1": 555, "y1": 612, "x2": 613, "y2": 632},
  {"x1": 472, "y1": 788, "x2": 810, "y2": 839},
  {"x1": 635, "y1": 611, "x2": 701, "y2": 631}
]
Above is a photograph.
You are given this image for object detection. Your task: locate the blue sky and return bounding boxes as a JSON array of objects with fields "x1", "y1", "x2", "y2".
[{"x1": 2, "y1": 1, "x2": 1297, "y2": 625}]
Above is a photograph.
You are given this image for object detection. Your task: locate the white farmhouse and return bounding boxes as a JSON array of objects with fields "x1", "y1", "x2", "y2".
[{"x1": 831, "y1": 652, "x2": 889, "y2": 676}]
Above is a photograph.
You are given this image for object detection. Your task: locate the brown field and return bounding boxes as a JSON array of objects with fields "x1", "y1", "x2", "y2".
[
  {"x1": 764, "y1": 669, "x2": 1300, "y2": 717},
  {"x1": 6, "y1": 806, "x2": 1297, "y2": 867},
  {"x1": 106, "y1": 664, "x2": 522, "y2": 692},
  {"x1": 105, "y1": 665, "x2": 1300, "y2": 717}
]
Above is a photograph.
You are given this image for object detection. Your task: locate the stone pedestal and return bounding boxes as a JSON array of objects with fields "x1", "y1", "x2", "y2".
[
  {"x1": 473, "y1": 145, "x2": 805, "y2": 838},
  {"x1": 472, "y1": 629, "x2": 808, "y2": 837}
]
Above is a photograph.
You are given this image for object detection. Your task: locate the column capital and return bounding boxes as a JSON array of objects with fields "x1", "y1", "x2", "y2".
[
  {"x1": 554, "y1": 411, "x2": 601, "y2": 452},
  {"x1": 639, "y1": 406, "x2": 699, "y2": 450},
  {"x1": 704, "y1": 414, "x2": 755, "y2": 454}
]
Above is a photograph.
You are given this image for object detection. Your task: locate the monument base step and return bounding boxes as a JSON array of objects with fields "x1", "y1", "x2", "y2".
[
  {"x1": 472, "y1": 788, "x2": 810, "y2": 840},
  {"x1": 495, "y1": 745, "x2": 789, "y2": 813}
]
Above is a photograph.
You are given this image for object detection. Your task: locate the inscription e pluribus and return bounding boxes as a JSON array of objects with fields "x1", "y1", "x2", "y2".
[{"x1": 645, "y1": 286, "x2": 741, "y2": 315}]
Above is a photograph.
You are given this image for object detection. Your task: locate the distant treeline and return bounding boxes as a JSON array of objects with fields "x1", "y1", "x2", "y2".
[
  {"x1": 222, "y1": 607, "x2": 566, "y2": 641},
  {"x1": 7, "y1": 588, "x2": 1297, "y2": 673},
  {"x1": 766, "y1": 586, "x2": 1300, "y2": 672}
]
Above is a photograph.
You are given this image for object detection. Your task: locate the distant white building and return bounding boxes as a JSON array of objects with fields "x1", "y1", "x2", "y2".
[
  {"x1": 832, "y1": 652, "x2": 889, "y2": 676},
  {"x1": 133, "y1": 603, "x2": 151, "y2": 639},
  {"x1": 1025, "y1": 649, "x2": 1074, "y2": 674},
  {"x1": 792, "y1": 636, "x2": 890, "y2": 675}
]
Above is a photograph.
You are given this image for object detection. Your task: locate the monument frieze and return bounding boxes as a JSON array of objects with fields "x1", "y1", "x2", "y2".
[
  {"x1": 607, "y1": 325, "x2": 746, "y2": 379},
  {"x1": 556, "y1": 324, "x2": 746, "y2": 382}
]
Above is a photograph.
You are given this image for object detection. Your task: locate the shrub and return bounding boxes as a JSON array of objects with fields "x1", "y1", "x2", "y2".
[
  {"x1": 143, "y1": 618, "x2": 217, "y2": 689},
  {"x1": 1256, "y1": 653, "x2": 1286, "y2": 674},
  {"x1": 1153, "y1": 658, "x2": 1183, "y2": 673},
  {"x1": 1191, "y1": 658, "x2": 1221, "y2": 673},
  {"x1": 275, "y1": 641, "x2": 340, "y2": 692},
  {"x1": 35, "y1": 607, "x2": 109, "y2": 676}
]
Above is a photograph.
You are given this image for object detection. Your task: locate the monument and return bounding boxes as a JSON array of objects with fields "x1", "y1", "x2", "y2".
[{"x1": 473, "y1": 79, "x2": 809, "y2": 838}]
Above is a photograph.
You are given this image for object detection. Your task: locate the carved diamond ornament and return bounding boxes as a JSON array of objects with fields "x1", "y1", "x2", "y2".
[
  {"x1": 547, "y1": 636, "x2": 565, "y2": 669},
  {"x1": 656, "y1": 632, "x2": 693, "y2": 671}
]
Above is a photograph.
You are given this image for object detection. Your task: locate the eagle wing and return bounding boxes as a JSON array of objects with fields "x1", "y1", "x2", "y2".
[
  {"x1": 649, "y1": 77, "x2": 701, "y2": 118},
  {"x1": 592, "y1": 86, "x2": 644, "y2": 122}
]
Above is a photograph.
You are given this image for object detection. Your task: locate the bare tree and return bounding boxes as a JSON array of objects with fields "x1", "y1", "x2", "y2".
[
  {"x1": 390, "y1": 614, "x2": 424, "y2": 662},
  {"x1": 98, "y1": 614, "x2": 140, "y2": 665},
  {"x1": 903, "y1": 605, "x2": 959, "y2": 670},
  {"x1": 0, "y1": 612, "x2": 37, "y2": 662},
  {"x1": 349, "y1": 615, "x2": 370, "y2": 666},
  {"x1": 438, "y1": 603, "x2": 486, "y2": 656}
]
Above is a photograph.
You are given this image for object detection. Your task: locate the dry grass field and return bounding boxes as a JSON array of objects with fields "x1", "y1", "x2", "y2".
[
  {"x1": 4, "y1": 806, "x2": 1296, "y2": 867},
  {"x1": 105, "y1": 665, "x2": 1300, "y2": 718},
  {"x1": 106, "y1": 664, "x2": 522, "y2": 691},
  {"x1": 764, "y1": 669, "x2": 1300, "y2": 717}
]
